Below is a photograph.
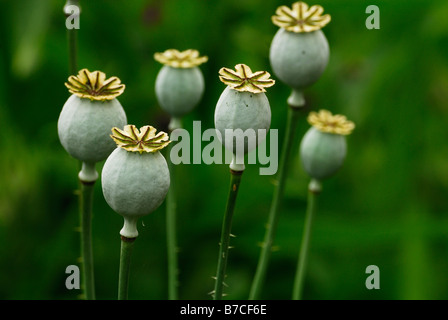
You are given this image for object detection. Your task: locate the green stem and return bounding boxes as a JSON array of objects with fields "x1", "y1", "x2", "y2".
[
  {"x1": 213, "y1": 169, "x2": 243, "y2": 300},
  {"x1": 118, "y1": 236, "x2": 136, "y2": 300},
  {"x1": 79, "y1": 180, "x2": 96, "y2": 300},
  {"x1": 249, "y1": 106, "x2": 302, "y2": 300},
  {"x1": 64, "y1": 0, "x2": 79, "y2": 75},
  {"x1": 292, "y1": 179, "x2": 321, "y2": 300},
  {"x1": 166, "y1": 136, "x2": 178, "y2": 300},
  {"x1": 67, "y1": 26, "x2": 77, "y2": 75}
]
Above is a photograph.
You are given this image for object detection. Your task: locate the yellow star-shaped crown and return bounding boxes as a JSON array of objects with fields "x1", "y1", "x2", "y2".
[
  {"x1": 154, "y1": 49, "x2": 208, "y2": 68},
  {"x1": 219, "y1": 64, "x2": 275, "y2": 94},
  {"x1": 308, "y1": 110, "x2": 355, "y2": 135},
  {"x1": 110, "y1": 125, "x2": 171, "y2": 153},
  {"x1": 65, "y1": 69, "x2": 125, "y2": 101},
  {"x1": 272, "y1": 1, "x2": 331, "y2": 33}
]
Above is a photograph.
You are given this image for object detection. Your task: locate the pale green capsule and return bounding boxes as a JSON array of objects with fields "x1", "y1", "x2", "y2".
[
  {"x1": 102, "y1": 148, "x2": 170, "y2": 238},
  {"x1": 270, "y1": 28, "x2": 329, "y2": 91},
  {"x1": 300, "y1": 127, "x2": 347, "y2": 181},
  {"x1": 155, "y1": 65, "x2": 205, "y2": 118},
  {"x1": 214, "y1": 87, "x2": 271, "y2": 156},
  {"x1": 57, "y1": 95, "x2": 127, "y2": 163}
]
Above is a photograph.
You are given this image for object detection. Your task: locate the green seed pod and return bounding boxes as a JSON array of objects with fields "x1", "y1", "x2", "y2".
[
  {"x1": 300, "y1": 110, "x2": 355, "y2": 181},
  {"x1": 215, "y1": 88, "x2": 271, "y2": 154},
  {"x1": 102, "y1": 125, "x2": 171, "y2": 238},
  {"x1": 58, "y1": 69, "x2": 127, "y2": 181},
  {"x1": 301, "y1": 127, "x2": 346, "y2": 180},
  {"x1": 154, "y1": 49, "x2": 207, "y2": 118},
  {"x1": 270, "y1": 29, "x2": 329, "y2": 91},
  {"x1": 214, "y1": 64, "x2": 275, "y2": 171},
  {"x1": 269, "y1": 2, "x2": 331, "y2": 107}
]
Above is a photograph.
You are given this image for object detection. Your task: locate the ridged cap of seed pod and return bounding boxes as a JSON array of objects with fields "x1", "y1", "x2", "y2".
[
  {"x1": 65, "y1": 68, "x2": 125, "y2": 101},
  {"x1": 154, "y1": 49, "x2": 208, "y2": 68},
  {"x1": 272, "y1": 1, "x2": 331, "y2": 33}
]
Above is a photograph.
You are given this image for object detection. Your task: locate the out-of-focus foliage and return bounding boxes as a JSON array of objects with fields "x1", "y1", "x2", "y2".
[{"x1": 0, "y1": 0, "x2": 448, "y2": 300}]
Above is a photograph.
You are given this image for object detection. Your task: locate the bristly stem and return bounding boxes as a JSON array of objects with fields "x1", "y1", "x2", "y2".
[
  {"x1": 67, "y1": 0, "x2": 90, "y2": 299},
  {"x1": 249, "y1": 105, "x2": 302, "y2": 300},
  {"x1": 166, "y1": 118, "x2": 181, "y2": 300},
  {"x1": 118, "y1": 236, "x2": 136, "y2": 300},
  {"x1": 213, "y1": 169, "x2": 243, "y2": 300},
  {"x1": 79, "y1": 180, "x2": 96, "y2": 300},
  {"x1": 292, "y1": 179, "x2": 321, "y2": 300}
]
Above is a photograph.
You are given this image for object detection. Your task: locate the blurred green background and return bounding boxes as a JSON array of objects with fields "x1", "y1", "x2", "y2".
[{"x1": 1, "y1": 0, "x2": 448, "y2": 300}]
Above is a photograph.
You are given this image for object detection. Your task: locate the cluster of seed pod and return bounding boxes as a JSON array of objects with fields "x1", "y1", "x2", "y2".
[
  {"x1": 268, "y1": 1, "x2": 355, "y2": 183},
  {"x1": 57, "y1": 1, "x2": 355, "y2": 300},
  {"x1": 58, "y1": 68, "x2": 172, "y2": 240}
]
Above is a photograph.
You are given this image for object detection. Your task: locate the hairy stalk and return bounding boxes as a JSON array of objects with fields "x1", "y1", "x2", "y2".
[
  {"x1": 292, "y1": 179, "x2": 321, "y2": 300},
  {"x1": 166, "y1": 118, "x2": 181, "y2": 300},
  {"x1": 79, "y1": 180, "x2": 96, "y2": 300},
  {"x1": 249, "y1": 105, "x2": 303, "y2": 299},
  {"x1": 213, "y1": 169, "x2": 243, "y2": 300},
  {"x1": 118, "y1": 236, "x2": 136, "y2": 300},
  {"x1": 66, "y1": 1, "x2": 91, "y2": 299}
]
